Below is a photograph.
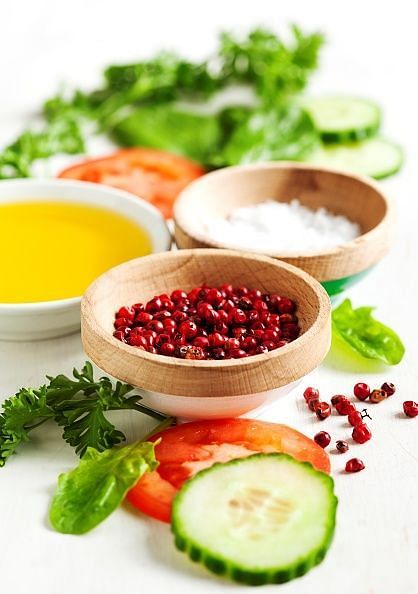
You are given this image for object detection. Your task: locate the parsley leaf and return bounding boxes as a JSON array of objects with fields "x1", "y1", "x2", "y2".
[
  {"x1": 0, "y1": 362, "x2": 166, "y2": 466},
  {"x1": 0, "y1": 386, "x2": 54, "y2": 467}
]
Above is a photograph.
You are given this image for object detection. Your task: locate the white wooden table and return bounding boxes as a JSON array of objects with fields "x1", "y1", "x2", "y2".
[{"x1": 1, "y1": 2, "x2": 417, "y2": 593}]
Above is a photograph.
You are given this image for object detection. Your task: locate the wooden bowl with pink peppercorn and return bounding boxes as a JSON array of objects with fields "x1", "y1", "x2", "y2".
[{"x1": 81, "y1": 249, "x2": 331, "y2": 419}]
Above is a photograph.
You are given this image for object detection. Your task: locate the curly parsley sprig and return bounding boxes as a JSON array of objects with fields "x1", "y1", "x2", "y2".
[{"x1": 0, "y1": 362, "x2": 167, "y2": 467}]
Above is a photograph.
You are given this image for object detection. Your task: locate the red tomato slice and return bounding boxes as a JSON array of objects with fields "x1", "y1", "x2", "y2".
[
  {"x1": 127, "y1": 418, "x2": 330, "y2": 523},
  {"x1": 58, "y1": 148, "x2": 205, "y2": 219}
]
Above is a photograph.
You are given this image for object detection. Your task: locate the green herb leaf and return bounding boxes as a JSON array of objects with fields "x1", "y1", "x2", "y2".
[
  {"x1": 218, "y1": 26, "x2": 325, "y2": 105},
  {"x1": 0, "y1": 26, "x2": 324, "y2": 177},
  {"x1": 49, "y1": 440, "x2": 158, "y2": 534},
  {"x1": 0, "y1": 386, "x2": 55, "y2": 467},
  {"x1": 112, "y1": 105, "x2": 222, "y2": 164},
  {"x1": 0, "y1": 116, "x2": 85, "y2": 179},
  {"x1": 332, "y1": 299, "x2": 405, "y2": 365},
  {"x1": 220, "y1": 104, "x2": 319, "y2": 166},
  {"x1": 0, "y1": 362, "x2": 166, "y2": 466}
]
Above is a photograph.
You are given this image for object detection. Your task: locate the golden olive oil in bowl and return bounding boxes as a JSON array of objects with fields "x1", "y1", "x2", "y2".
[
  {"x1": 0, "y1": 201, "x2": 152, "y2": 303},
  {"x1": 0, "y1": 179, "x2": 171, "y2": 340}
]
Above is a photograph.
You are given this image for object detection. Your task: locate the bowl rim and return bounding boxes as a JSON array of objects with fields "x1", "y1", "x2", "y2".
[
  {"x1": 173, "y1": 161, "x2": 394, "y2": 260},
  {"x1": 0, "y1": 178, "x2": 172, "y2": 312},
  {"x1": 81, "y1": 248, "x2": 331, "y2": 372}
]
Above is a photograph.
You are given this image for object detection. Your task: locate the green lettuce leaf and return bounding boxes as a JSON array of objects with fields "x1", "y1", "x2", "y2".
[
  {"x1": 332, "y1": 299, "x2": 405, "y2": 365},
  {"x1": 49, "y1": 440, "x2": 157, "y2": 534},
  {"x1": 219, "y1": 104, "x2": 319, "y2": 166},
  {"x1": 111, "y1": 105, "x2": 221, "y2": 164}
]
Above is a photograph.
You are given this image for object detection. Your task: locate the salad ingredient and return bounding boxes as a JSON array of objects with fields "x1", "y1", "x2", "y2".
[
  {"x1": 304, "y1": 387, "x2": 320, "y2": 402},
  {"x1": 308, "y1": 398, "x2": 321, "y2": 412},
  {"x1": 381, "y1": 382, "x2": 396, "y2": 396},
  {"x1": 352, "y1": 424, "x2": 372, "y2": 444},
  {"x1": 369, "y1": 389, "x2": 387, "y2": 403},
  {"x1": 0, "y1": 111, "x2": 85, "y2": 179},
  {"x1": 307, "y1": 137, "x2": 404, "y2": 180},
  {"x1": 332, "y1": 299, "x2": 405, "y2": 366},
  {"x1": 315, "y1": 402, "x2": 331, "y2": 420},
  {"x1": 127, "y1": 418, "x2": 330, "y2": 523},
  {"x1": 335, "y1": 398, "x2": 356, "y2": 416},
  {"x1": 354, "y1": 382, "x2": 370, "y2": 401},
  {"x1": 203, "y1": 199, "x2": 360, "y2": 254},
  {"x1": 403, "y1": 401, "x2": 418, "y2": 418},
  {"x1": 348, "y1": 411, "x2": 364, "y2": 427},
  {"x1": 336, "y1": 440, "x2": 349, "y2": 453},
  {"x1": 99, "y1": 26, "x2": 323, "y2": 116},
  {"x1": 111, "y1": 105, "x2": 221, "y2": 165},
  {"x1": 345, "y1": 458, "x2": 365, "y2": 473},
  {"x1": 0, "y1": 362, "x2": 166, "y2": 467},
  {"x1": 314, "y1": 431, "x2": 331, "y2": 448},
  {"x1": 218, "y1": 27, "x2": 324, "y2": 104},
  {"x1": 50, "y1": 441, "x2": 157, "y2": 534},
  {"x1": 0, "y1": 201, "x2": 151, "y2": 303},
  {"x1": 172, "y1": 453, "x2": 337, "y2": 585},
  {"x1": 58, "y1": 148, "x2": 204, "y2": 219},
  {"x1": 219, "y1": 105, "x2": 320, "y2": 166},
  {"x1": 0, "y1": 26, "x2": 324, "y2": 180},
  {"x1": 303, "y1": 96, "x2": 381, "y2": 142},
  {"x1": 114, "y1": 286, "x2": 301, "y2": 359}
]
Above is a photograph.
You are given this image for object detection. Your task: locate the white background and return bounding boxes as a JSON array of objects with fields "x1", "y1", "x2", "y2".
[{"x1": 0, "y1": 1, "x2": 417, "y2": 593}]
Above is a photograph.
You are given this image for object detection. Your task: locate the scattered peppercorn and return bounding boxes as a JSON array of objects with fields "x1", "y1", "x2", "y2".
[
  {"x1": 353, "y1": 382, "x2": 370, "y2": 401},
  {"x1": 381, "y1": 382, "x2": 396, "y2": 397},
  {"x1": 345, "y1": 458, "x2": 365, "y2": 473},
  {"x1": 352, "y1": 423, "x2": 372, "y2": 444},
  {"x1": 303, "y1": 387, "x2": 319, "y2": 403},
  {"x1": 308, "y1": 398, "x2": 320, "y2": 412},
  {"x1": 331, "y1": 394, "x2": 345, "y2": 406},
  {"x1": 336, "y1": 440, "x2": 349, "y2": 453},
  {"x1": 403, "y1": 401, "x2": 418, "y2": 418},
  {"x1": 369, "y1": 388, "x2": 386, "y2": 404},
  {"x1": 315, "y1": 402, "x2": 331, "y2": 420},
  {"x1": 314, "y1": 431, "x2": 331, "y2": 448},
  {"x1": 348, "y1": 410, "x2": 364, "y2": 427},
  {"x1": 335, "y1": 398, "x2": 356, "y2": 416}
]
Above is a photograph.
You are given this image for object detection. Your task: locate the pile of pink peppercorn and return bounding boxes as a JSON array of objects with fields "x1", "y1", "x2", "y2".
[{"x1": 113, "y1": 285, "x2": 301, "y2": 360}]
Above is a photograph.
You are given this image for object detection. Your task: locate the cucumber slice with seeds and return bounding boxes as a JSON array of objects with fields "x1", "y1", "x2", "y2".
[
  {"x1": 303, "y1": 96, "x2": 381, "y2": 142},
  {"x1": 172, "y1": 453, "x2": 337, "y2": 586},
  {"x1": 307, "y1": 137, "x2": 403, "y2": 179}
]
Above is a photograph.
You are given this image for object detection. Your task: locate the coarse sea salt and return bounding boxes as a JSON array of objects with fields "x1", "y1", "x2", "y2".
[{"x1": 203, "y1": 199, "x2": 360, "y2": 253}]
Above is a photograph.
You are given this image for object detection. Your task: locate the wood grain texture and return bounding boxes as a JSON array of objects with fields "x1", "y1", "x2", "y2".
[
  {"x1": 81, "y1": 249, "x2": 331, "y2": 397},
  {"x1": 173, "y1": 162, "x2": 394, "y2": 282}
]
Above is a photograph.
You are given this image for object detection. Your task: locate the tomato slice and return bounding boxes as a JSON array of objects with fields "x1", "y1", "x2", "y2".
[
  {"x1": 58, "y1": 148, "x2": 205, "y2": 219},
  {"x1": 126, "y1": 418, "x2": 330, "y2": 523}
]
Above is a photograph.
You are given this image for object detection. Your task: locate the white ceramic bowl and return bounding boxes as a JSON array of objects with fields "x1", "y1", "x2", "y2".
[
  {"x1": 137, "y1": 381, "x2": 302, "y2": 420},
  {"x1": 0, "y1": 179, "x2": 171, "y2": 341}
]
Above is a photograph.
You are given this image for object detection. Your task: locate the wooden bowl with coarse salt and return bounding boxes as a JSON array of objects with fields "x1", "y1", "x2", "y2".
[{"x1": 173, "y1": 162, "x2": 394, "y2": 297}]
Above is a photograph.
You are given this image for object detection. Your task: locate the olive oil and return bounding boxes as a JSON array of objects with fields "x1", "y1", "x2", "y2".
[{"x1": 0, "y1": 201, "x2": 152, "y2": 303}]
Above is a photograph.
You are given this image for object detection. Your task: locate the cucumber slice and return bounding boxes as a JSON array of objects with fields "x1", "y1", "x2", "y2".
[
  {"x1": 303, "y1": 96, "x2": 381, "y2": 142},
  {"x1": 307, "y1": 138, "x2": 403, "y2": 179},
  {"x1": 172, "y1": 453, "x2": 337, "y2": 586}
]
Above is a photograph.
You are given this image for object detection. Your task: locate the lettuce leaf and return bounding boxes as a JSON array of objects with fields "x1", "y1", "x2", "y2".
[{"x1": 332, "y1": 299, "x2": 405, "y2": 365}]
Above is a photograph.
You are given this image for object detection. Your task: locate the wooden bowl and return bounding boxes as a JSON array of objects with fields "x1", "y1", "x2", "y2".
[
  {"x1": 174, "y1": 163, "x2": 394, "y2": 296},
  {"x1": 81, "y1": 250, "x2": 331, "y2": 417}
]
